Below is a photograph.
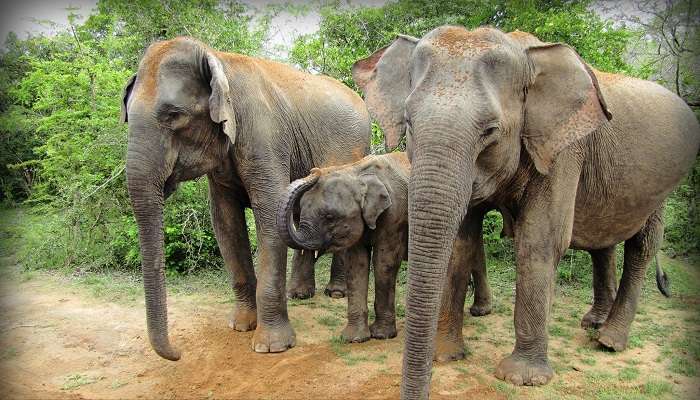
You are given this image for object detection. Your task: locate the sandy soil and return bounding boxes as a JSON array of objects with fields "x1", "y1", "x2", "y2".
[{"x1": 1, "y1": 247, "x2": 698, "y2": 399}]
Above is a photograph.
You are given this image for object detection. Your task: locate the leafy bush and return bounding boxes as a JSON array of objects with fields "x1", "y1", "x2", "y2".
[{"x1": 664, "y1": 157, "x2": 700, "y2": 257}]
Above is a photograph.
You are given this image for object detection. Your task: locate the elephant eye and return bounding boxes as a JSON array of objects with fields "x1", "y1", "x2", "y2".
[
  {"x1": 482, "y1": 126, "x2": 499, "y2": 138},
  {"x1": 404, "y1": 112, "x2": 413, "y2": 131},
  {"x1": 324, "y1": 213, "x2": 334, "y2": 221}
]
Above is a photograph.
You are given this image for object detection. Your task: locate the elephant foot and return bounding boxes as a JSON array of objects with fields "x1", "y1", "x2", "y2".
[
  {"x1": 597, "y1": 324, "x2": 628, "y2": 351},
  {"x1": 369, "y1": 320, "x2": 397, "y2": 340},
  {"x1": 495, "y1": 355, "x2": 553, "y2": 386},
  {"x1": 228, "y1": 304, "x2": 257, "y2": 331},
  {"x1": 434, "y1": 335, "x2": 466, "y2": 362},
  {"x1": 580, "y1": 308, "x2": 608, "y2": 330},
  {"x1": 324, "y1": 281, "x2": 347, "y2": 299},
  {"x1": 469, "y1": 301, "x2": 492, "y2": 317},
  {"x1": 341, "y1": 323, "x2": 370, "y2": 343},
  {"x1": 287, "y1": 283, "x2": 315, "y2": 300},
  {"x1": 252, "y1": 322, "x2": 296, "y2": 353}
]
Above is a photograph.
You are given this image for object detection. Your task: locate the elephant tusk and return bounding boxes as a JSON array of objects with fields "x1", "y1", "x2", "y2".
[
  {"x1": 315, "y1": 250, "x2": 319, "y2": 259},
  {"x1": 301, "y1": 249, "x2": 305, "y2": 256}
]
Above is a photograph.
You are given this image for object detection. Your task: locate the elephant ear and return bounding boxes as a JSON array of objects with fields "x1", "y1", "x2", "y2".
[
  {"x1": 352, "y1": 35, "x2": 418, "y2": 152},
  {"x1": 358, "y1": 174, "x2": 392, "y2": 230},
  {"x1": 523, "y1": 43, "x2": 612, "y2": 175},
  {"x1": 205, "y1": 52, "x2": 236, "y2": 145},
  {"x1": 120, "y1": 74, "x2": 137, "y2": 123}
]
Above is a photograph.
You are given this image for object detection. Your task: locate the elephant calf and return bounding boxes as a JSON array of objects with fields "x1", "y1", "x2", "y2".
[{"x1": 278, "y1": 153, "x2": 493, "y2": 346}]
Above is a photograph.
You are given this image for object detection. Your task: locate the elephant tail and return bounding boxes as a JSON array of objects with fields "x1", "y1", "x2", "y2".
[{"x1": 655, "y1": 254, "x2": 671, "y2": 298}]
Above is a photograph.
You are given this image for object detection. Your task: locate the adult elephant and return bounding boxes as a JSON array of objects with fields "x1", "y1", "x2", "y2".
[
  {"x1": 121, "y1": 37, "x2": 370, "y2": 360},
  {"x1": 352, "y1": 26, "x2": 699, "y2": 397}
]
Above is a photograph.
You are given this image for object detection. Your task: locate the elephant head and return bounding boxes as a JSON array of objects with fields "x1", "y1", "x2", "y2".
[
  {"x1": 121, "y1": 37, "x2": 236, "y2": 361},
  {"x1": 277, "y1": 165, "x2": 392, "y2": 253},
  {"x1": 352, "y1": 26, "x2": 611, "y2": 398}
]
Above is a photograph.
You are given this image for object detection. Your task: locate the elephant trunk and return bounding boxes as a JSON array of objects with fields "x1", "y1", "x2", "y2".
[
  {"x1": 401, "y1": 138, "x2": 474, "y2": 399},
  {"x1": 277, "y1": 171, "x2": 323, "y2": 250},
  {"x1": 126, "y1": 132, "x2": 181, "y2": 361}
]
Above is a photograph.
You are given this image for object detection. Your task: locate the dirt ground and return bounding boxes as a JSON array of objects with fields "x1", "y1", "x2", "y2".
[{"x1": 1, "y1": 226, "x2": 699, "y2": 398}]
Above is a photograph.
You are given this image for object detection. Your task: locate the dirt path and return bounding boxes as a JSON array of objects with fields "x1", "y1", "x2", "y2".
[
  {"x1": 0, "y1": 266, "x2": 403, "y2": 399},
  {"x1": 1, "y1": 218, "x2": 699, "y2": 398}
]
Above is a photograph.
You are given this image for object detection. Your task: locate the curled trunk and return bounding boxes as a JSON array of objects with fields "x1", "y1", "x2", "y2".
[{"x1": 277, "y1": 172, "x2": 324, "y2": 250}]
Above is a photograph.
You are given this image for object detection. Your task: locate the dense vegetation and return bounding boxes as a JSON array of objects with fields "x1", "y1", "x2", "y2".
[{"x1": 1, "y1": 0, "x2": 697, "y2": 280}]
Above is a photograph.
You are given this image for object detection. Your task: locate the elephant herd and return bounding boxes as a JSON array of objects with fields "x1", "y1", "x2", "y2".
[{"x1": 121, "y1": 25, "x2": 700, "y2": 399}]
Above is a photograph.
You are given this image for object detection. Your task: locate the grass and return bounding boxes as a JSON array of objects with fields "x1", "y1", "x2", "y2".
[
  {"x1": 549, "y1": 324, "x2": 573, "y2": 339},
  {"x1": 0, "y1": 347, "x2": 18, "y2": 361},
  {"x1": 328, "y1": 335, "x2": 386, "y2": 366},
  {"x1": 491, "y1": 380, "x2": 517, "y2": 400},
  {"x1": 580, "y1": 357, "x2": 596, "y2": 366},
  {"x1": 643, "y1": 379, "x2": 673, "y2": 396},
  {"x1": 617, "y1": 366, "x2": 640, "y2": 381},
  {"x1": 669, "y1": 355, "x2": 698, "y2": 377},
  {"x1": 110, "y1": 380, "x2": 128, "y2": 389},
  {"x1": 316, "y1": 314, "x2": 341, "y2": 328},
  {"x1": 61, "y1": 374, "x2": 99, "y2": 390}
]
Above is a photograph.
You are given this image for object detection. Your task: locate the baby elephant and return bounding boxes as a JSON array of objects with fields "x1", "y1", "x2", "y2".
[{"x1": 278, "y1": 153, "x2": 492, "y2": 343}]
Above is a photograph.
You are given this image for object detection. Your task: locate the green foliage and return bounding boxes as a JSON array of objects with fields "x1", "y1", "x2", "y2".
[
  {"x1": 664, "y1": 156, "x2": 700, "y2": 256},
  {"x1": 1, "y1": 1, "x2": 267, "y2": 275},
  {"x1": 290, "y1": 0, "x2": 641, "y2": 89}
]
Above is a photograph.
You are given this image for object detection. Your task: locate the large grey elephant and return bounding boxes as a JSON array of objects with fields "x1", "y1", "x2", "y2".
[
  {"x1": 276, "y1": 152, "x2": 493, "y2": 346},
  {"x1": 121, "y1": 37, "x2": 370, "y2": 360},
  {"x1": 352, "y1": 26, "x2": 699, "y2": 397}
]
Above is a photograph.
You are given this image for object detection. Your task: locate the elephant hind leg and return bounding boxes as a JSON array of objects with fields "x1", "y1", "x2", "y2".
[
  {"x1": 581, "y1": 246, "x2": 617, "y2": 329},
  {"x1": 469, "y1": 256, "x2": 492, "y2": 317},
  {"x1": 598, "y1": 207, "x2": 664, "y2": 351}
]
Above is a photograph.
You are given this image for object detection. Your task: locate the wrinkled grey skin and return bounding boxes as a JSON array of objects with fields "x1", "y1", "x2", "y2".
[
  {"x1": 121, "y1": 37, "x2": 370, "y2": 360},
  {"x1": 277, "y1": 152, "x2": 492, "y2": 350},
  {"x1": 352, "y1": 26, "x2": 700, "y2": 397}
]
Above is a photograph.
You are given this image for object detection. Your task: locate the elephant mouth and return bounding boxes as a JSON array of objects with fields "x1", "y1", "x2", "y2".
[{"x1": 301, "y1": 248, "x2": 326, "y2": 262}]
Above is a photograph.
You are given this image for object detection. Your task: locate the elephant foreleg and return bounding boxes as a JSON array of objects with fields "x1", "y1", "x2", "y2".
[
  {"x1": 341, "y1": 243, "x2": 371, "y2": 343},
  {"x1": 250, "y1": 218, "x2": 296, "y2": 352},
  {"x1": 598, "y1": 207, "x2": 664, "y2": 351},
  {"x1": 242, "y1": 167, "x2": 296, "y2": 353},
  {"x1": 208, "y1": 176, "x2": 258, "y2": 332},
  {"x1": 495, "y1": 161, "x2": 580, "y2": 387},
  {"x1": 287, "y1": 249, "x2": 316, "y2": 299}
]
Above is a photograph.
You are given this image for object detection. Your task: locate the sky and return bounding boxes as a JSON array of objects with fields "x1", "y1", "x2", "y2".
[
  {"x1": 0, "y1": 0, "x2": 657, "y2": 59},
  {"x1": 0, "y1": 0, "x2": 387, "y2": 57}
]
